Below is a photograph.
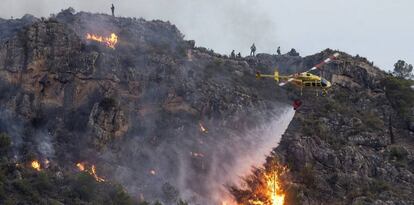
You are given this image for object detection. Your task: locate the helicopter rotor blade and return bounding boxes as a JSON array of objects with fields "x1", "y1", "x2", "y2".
[
  {"x1": 279, "y1": 78, "x2": 294, "y2": 86},
  {"x1": 308, "y1": 52, "x2": 340, "y2": 72}
]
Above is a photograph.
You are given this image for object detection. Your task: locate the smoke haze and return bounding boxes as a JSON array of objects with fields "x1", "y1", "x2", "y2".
[{"x1": 1, "y1": 0, "x2": 413, "y2": 70}]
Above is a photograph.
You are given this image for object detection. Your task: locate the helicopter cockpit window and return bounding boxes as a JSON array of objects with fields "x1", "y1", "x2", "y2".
[{"x1": 321, "y1": 79, "x2": 328, "y2": 87}]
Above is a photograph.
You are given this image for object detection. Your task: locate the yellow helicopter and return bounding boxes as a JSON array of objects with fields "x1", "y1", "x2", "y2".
[{"x1": 256, "y1": 53, "x2": 339, "y2": 96}]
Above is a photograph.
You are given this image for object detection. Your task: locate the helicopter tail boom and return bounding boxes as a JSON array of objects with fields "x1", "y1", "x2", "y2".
[{"x1": 256, "y1": 70, "x2": 280, "y2": 82}]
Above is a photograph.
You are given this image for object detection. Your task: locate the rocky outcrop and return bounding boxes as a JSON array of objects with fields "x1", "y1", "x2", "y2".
[
  {"x1": 0, "y1": 9, "x2": 290, "y2": 204},
  {"x1": 88, "y1": 98, "x2": 129, "y2": 148},
  {"x1": 262, "y1": 51, "x2": 414, "y2": 205},
  {"x1": 0, "y1": 9, "x2": 412, "y2": 205}
]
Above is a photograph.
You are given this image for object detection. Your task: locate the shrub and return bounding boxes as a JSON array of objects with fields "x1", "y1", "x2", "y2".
[
  {"x1": 360, "y1": 111, "x2": 383, "y2": 130},
  {"x1": 33, "y1": 172, "x2": 53, "y2": 192},
  {"x1": 370, "y1": 179, "x2": 390, "y2": 193},
  {"x1": 299, "y1": 163, "x2": 316, "y2": 188},
  {"x1": 0, "y1": 133, "x2": 11, "y2": 150},
  {"x1": 13, "y1": 179, "x2": 33, "y2": 196},
  {"x1": 177, "y1": 199, "x2": 189, "y2": 205},
  {"x1": 73, "y1": 172, "x2": 98, "y2": 201},
  {"x1": 99, "y1": 97, "x2": 117, "y2": 111},
  {"x1": 109, "y1": 184, "x2": 134, "y2": 205},
  {"x1": 384, "y1": 77, "x2": 414, "y2": 124},
  {"x1": 389, "y1": 146, "x2": 408, "y2": 161}
]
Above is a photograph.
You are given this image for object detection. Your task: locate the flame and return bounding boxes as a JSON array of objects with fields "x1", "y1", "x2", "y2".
[
  {"x1": 264, "y1": 171, "x2": 285, "y2": 205},
  {"x1": 199, "y1": 122, "x2": 208, "y2": 133},
  {"x1": 91, "y1": 165, "x2": 106, "y2": 182},
  {"x1": 76, "y1": 163, "x2": 85, "y2": 171},
  {"x1": 31, "y1": 160, "x2": 41, "y2": 171},
  {"x1": 44, "y1": 159, "x2": 50, "y2": 168},
  {"x1": 76, "y1": 162, "x2": 105, "y2": 182},
  {"x1": 86, "y1": 33, "x2": 118, "y2": 49},
  {"x1": 190, "y1": 152, "x2": 205, "y2": 158},
  {"x1": 243, "y1": 164, "x2": 287, "y2": 205},
  {"x1": 150, "y1": 169, "x2": 156, "y2": 176}
]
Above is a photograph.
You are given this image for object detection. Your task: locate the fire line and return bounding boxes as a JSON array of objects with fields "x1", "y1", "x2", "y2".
[{"x1": 86, "y1": 33, "x2": 118, "y2": 49}]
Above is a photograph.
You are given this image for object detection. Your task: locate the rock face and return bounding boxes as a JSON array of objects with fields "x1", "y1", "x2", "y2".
[
  {"x1": 261, "y1": 51, "x2": 414, "y2": 204},
  {"x1": 0, "y1": 9, "x2": 291, "y2": 204},
  {"x1": 0, "y1": 9, "x2": 413, "y2": 205}
]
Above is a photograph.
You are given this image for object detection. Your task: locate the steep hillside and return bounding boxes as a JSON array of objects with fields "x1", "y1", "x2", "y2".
[
  {"x1": 0, "y1": 9, "x2": 291, "y2": 204},
  {"x1": 0, "y1": 8, "x2": 413, "y2": 205},
  {"x1": 233, "y1": 51, "x2": 414, "y2": 205}
]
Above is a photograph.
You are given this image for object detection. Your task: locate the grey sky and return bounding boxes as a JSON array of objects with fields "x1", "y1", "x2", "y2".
[{"x1": 2, "y1": 0, "x2": 413, "y2": 71}]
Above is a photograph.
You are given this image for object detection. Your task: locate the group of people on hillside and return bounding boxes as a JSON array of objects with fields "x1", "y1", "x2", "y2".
[
  {"x1": 109, "y1": 4, "x2": 293, "y2": 58},
  {"x1": 230, "y1": 44, "x2": 283, "y2": 59}
]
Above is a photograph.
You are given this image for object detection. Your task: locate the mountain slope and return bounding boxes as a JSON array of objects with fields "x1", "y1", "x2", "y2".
[
  {"x1": 0, "y1": 9, "x2": 413, "y2": 205},
  {"x1": 0, "y1": 9, "x2": 291, "y2": 204},
  {"x1": 233, "y1": 51, "x2": 414, "y2": 205}
]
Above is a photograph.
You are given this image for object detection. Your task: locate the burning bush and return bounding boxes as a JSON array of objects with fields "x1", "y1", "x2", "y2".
[
  {"x1": 230, "y1": 160, "x2": 287, "y2": 205},
  {"x1": 86, "y1": 33, "x2": 118, "y2": 49}
]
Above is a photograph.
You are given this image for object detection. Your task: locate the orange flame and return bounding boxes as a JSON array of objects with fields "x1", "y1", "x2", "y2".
[
  {"x1": 199, "y1": 122, "x2": 208, "y2": 133},
  {"x1": 76, "y1": 163, "x2": 85, "y2": 171},
  {"x1": 264, "y1": 171, "x2": 285, "y2": 205},
  {"x1": 76, "y1": 162, "x2": 105, "y2": 182},
  {"x1": 246, "y1": 165, "x2": 287, "y2": 205},
  {"x1": 86, "y1": 33, "x2": 118, "y2": 49},
  {"x1": 91, "y1": 165, "x2": 106, "y2": 182},
  {"x1": 31, "y1": 160, "x2": 41, "y2": 171}
]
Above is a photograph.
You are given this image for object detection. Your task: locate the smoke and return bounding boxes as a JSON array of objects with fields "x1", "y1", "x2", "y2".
[
  {"x1": 0, "y1": 109, "x2": 24, "y2": 157},
  {"x1": 1, "y1": 0, "x2": 279, "y2": 56},
  {"x1": 4, "y1": 0, "x2": 414, "y2": 70},
  {"x1": 0, "y1": 9, "x2": 295, "y2": 204},
  {"x1": 198, "y1": 108, "x2": 295, "y2": 204},
  {"x1": 34, "y1": 130, "x2": 55, "y2": 159},
  {"x1": 99, "y1": 106, "x2": 294, "y2": 204}
]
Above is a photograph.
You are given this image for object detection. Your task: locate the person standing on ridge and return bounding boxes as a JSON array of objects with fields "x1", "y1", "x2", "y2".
[
  {"x1": 230, "y1": 50, "x2": 236, "y2": 58},
  {"x1": 111, "y1": 4, "x2": 115, "y2": 16},
  {"x1": 277, "y1": 46, "x2": 281, "y2": 55},
  {"x1": 250, "y1": 43, "x2": 256, "y2": 56}
]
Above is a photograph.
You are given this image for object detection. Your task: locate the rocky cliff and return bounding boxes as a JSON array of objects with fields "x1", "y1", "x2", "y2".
[
  {"x1": 232, "y1": 51, "x2": 414, "y2": 205},
  {"x1": 0, "y1": 9, "x2": 291, "y2": 204},
  {"x1": 0, "y1": 8, "x2": 413, "y2": 205},
  {"x1": 272, "y1": 53, "x2": 414, "y2": 204}
]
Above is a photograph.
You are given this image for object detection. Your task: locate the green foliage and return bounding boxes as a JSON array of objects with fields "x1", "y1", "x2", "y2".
[
  {"x1": 370, "y1": 179, "x2": 390, "y2": 193},
  {"x1": 393, "y1": 60, "x2": 413, "y2": 79},
  {"x1": 108, "y1": 184, "x2": 134, "y2": 205},
  {"x1": 388, "y1": 146, "x2": 409, "y2": 162},
  {"x1": 176, "y1": 199, "x2": 189, "y2": 205},
  {"x1": 12, "y1": 179, "x2": 34, "y2": 196},
  {"x1": 33, "y1": 172, "x2": 53, "y2": 193},
  {"x1": 73, "y1": 172, "x2": 98, "y2": 201},
  {"x1": 384, "y1": 76, "x2": 414, "y2": 124},
  {"x1": 0, "y1": 133, "x2": 11, "y2": 150},
  {"x1": 299, "y1": 163, "x2": 316, "y2": 188},
  {"x1": 360, "y1": 111, "x2": 383, "y2": 130},
  {"x1": 3, "y1": 198, "x2": 17, "y2": 205},
  {"x1": 0, "y1": 182, "x2": 5, "y2": 199},
  {"x1": 300, "y1": 116, "x2": 328, "y2": 139}
]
